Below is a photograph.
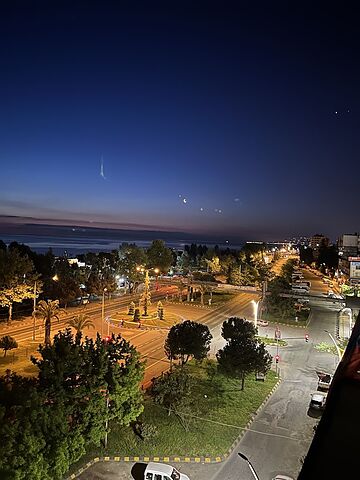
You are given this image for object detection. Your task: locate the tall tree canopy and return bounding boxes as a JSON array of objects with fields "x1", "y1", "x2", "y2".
[
  {"x1": 0, "y1": 330, "x2": 145, "y2": 480},
  {"x1": 165, "y1": 320, "x2": 212, "y2": 365},
  {"x1": 217, "y1": 317, "x2": 272, "y2": 390},
  {"x1": 146, "y1": 239, "x2": 173, "y2": 273}
]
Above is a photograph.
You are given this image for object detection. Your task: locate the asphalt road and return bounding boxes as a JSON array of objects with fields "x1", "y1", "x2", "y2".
[{"x1": 78, "y1": 269, "x2": 342, "y2": 480}]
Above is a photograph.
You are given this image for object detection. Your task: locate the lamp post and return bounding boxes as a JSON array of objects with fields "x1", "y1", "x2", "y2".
[
  {"x1": 32, "y1": 281, "x2": 37, "y2": 341},
  {"x1": 237, "y1": 452, "x2": 260, "y2": 480},
  {"x1": 324, "y1": 330, "x2": 342, "y2": 362},
  {"x1": 251, "y1": 300, "x2": 259, "y2": 329},
  {"x1": 154, "y1": 267, "x2": 160, "y2": 291},
  {"x1": 101, "y1": 288, "x2": 107, "y2": 337}
]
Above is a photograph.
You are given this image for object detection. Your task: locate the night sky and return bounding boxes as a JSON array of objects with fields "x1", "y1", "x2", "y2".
[{"x1": 1, "y1": 1, "x2": 359, "y2": 241}]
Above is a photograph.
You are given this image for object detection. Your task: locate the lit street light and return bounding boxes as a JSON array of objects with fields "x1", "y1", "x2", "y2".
[
  {"x1": 238, "y1": 452, "x2": 260, "y2": 480},
  {"x1": 154, "y1": 267, "x2": 160, "y2": 290},
  {"x1": 32, "y1": 281, "x2": 38, "y2": 341},
  {"x1": 251, "y1": 300, "x2": 259, "y2": 329}
]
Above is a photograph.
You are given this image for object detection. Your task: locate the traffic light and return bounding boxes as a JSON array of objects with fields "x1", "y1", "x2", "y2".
[
  {"x1": 275, "y1": 354, "x2": 280, "y2": 364},
  {"x1": 305, "y1": 333, "x2": 309, "y2": 343}
]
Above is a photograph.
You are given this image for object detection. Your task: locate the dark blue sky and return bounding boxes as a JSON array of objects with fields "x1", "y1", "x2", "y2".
[{"x1": 0, "y1": 1, "x2": 359, "y2": 241}]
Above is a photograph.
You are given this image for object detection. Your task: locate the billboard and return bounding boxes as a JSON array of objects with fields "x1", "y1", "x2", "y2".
[{"x1": 349, "y1": 257, "x2": 360, "y2": 279}]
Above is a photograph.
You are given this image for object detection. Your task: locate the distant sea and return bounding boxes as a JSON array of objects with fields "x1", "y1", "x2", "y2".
[{"x1": 0, "y1": 223, "x2": 244, "y2": 255}]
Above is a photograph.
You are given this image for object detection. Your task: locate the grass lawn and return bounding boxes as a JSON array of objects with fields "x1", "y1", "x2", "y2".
[
  {"x1": 88, "y1": 361, "x2": 278, "y2": 458},
  {"x1": 263, "y1": 309, "x2": 308, "y2": 326},
  {"x1": 258, "y1": 336, "x2": 287, "y2": 347},
  {"x1": 175, "y1": 291, "x2": 236, "y2": 307}
]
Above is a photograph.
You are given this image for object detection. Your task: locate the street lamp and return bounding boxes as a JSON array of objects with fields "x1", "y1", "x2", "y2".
[
  {"x1": 101, "y1": 288, "x2": 107, "y2": 337},
  {"x1": 237, "y1": 452, "x2": 260, "y2": 480},
  {"x1": 324, "y1": 330, "x2": 342, "y2": 362},
  {"x1": 154, "y1": 267, "x2": 159, "y2": 290},
  {"x1": 32, "y1": 281, "x2": 38, "y2": 341},
  {"x1": 251, "y1": 300, "x2": 259, "y2": 329}
]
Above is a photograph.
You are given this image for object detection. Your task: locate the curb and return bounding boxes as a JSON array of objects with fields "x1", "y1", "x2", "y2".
[
  {"x1": 64, "y1": 379, "x2": 282, "y2": 479},
  {"x1": 223, "y1": 377, "x2": 282, "y2": 454},
  {"x1": 65, "y1": 454, "x2": 223, "y2": 479},
  {"x1": 267, "y1": 320, "x2": 306, "y2": 329},
  {"x1": 167, "y1": 301, "x2": 213, "y2": 309}
]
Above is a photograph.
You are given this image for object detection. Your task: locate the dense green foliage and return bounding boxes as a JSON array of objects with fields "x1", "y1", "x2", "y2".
[
  {"x1": 217, "y1": 317, "x2": 272, "y2": 390},
  {"x1": 0, "y1": 330, "x2": 144, "y2": 479},
  {"x1": 0, "y1": 239, "x2": 276, "y2": 320},
  {"x1": 164, "y1": 320, "x2": 212, "y2": 365},
  {"x1": 90, "y1": 362, "x2": 277, "y2": 458},
  {"x1": 0, "y1": 335, "x2": 18, "y2": 356},
  {"x1": 265, "y1": 259, "x2": 298, "y2": 322},
  {"x1": 151, "y1": 367, "x2": 193, "y2": 421}
]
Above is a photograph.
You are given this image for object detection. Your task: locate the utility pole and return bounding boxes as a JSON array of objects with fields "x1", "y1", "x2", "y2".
[
  {"x1": 32, "y1": 281, "x2": 37, "y2": 341},
  {"x1": 104, "y1": 394, "x2": 110, "y2": 449}
]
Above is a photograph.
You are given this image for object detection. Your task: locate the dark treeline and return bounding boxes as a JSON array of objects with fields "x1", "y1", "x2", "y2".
[{"x1": 0, "y1": 239, "x2": 273, "y2": 321}]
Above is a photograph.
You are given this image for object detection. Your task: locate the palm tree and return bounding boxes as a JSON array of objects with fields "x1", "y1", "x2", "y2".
[
  {"x1": 36, "y1": 299, "x2": 62, "y2": 346},
  {"x1": 67, "y1": 313, "x2": 95, "y2": 337}
]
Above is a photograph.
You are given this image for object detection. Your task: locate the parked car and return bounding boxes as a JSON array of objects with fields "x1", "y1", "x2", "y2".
[
  {"x1": 297, "y1": 298, "x2": 309, "y2": 304},
  {"x1": 317, "y1": 372, "x2": 332, "y2": 391},
  {"x1": 272, "y1": 476, "x2": 295, "y2": 480},
  {"x1": 309, "y1": 392, "x2": 327, "y2": 410},
  {"x1": 144, "y1": 462, "x2": 190, "y2": 480}
]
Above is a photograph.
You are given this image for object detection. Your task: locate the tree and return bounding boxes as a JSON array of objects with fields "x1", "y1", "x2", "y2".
[
  {"x1": 0, "y1": 284, "x2": 34, "y2": 323},
  {"x1": 299, "y1": 246, "x2": 314, "y2": 266},
  {"x1": 266, "y1": 275, "x2": 295, "y2": 320},
  {"x1": 66, "y1": 313, "x2": 95, "y2": 340},
  {"x1": 133, "y1": 308, "x2": 141, "y2": 322},
  {"x1": 139, "y1": 270, "x2": 151, "y2": 316},
  {"x1": 0, "y1": 248, "x2": 34, "y2": 289},
  {"x1": 146, "y1": 240, "x2": 173, "y2": 273},
  {"x1": 164, "y1": 320, "x2": 212, "y2": 366},
  {"x1": 197, "y1": 283, "x2": 207, "y2": 305},
  {"x1": 0, "y1": 335, "x2": 18, "y2": 357},
  {"x1": 117, "y1": 243, "x2": 147, "y2": 292},
  {"x1": 157, "y1": 301, "x2": 164, "y2": 320},
  {"x1": 0, "y1": 248, "x2": 36, "y2": 322},
  {"x1": 151, "y1": 367, "x2": 194, "y2": 430},
  {"x1": 205, "y1": 256, "x2": 221, "y2": 274},
  {"x1": 176, "y1": 279, "x2": 186, "y2": 302},
  {"x1": 217, "y1": 317, "x2": 272, "y2": 390},
  {"x1": 128, "y1": 301, "x2": 135, "y2": 315},
  {"x1": 221, "y1": 316, "x2": 257, "y2": 341},
  {"x1": 280, "y1": 259, "x2": 297, "y2": 283},
  {"x1": 36, "y1": 300, "x2": 62, "y2": 345},
  {"x1": 27, "y1": 330, "x2": 145, "y2": 477},
  {"x1": 0, "y1": 373, "x2": 49, "y2": 479}
]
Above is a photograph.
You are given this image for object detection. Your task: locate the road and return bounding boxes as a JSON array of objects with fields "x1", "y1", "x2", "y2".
[
  {"x1": 3, "y1": 262, "x2": 341, "y2": 479},
  {"x1": 78, "y1": 266, "x2": 342, "y2": 480}
]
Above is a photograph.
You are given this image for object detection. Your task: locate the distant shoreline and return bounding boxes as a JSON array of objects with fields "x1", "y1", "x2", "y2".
[{"x1": 0, "y1": 223, "x2": 244, "y2": 255}]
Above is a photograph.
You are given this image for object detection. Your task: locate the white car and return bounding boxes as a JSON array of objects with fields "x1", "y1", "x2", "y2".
[
  {"x1": 297, "y1": 298, "x2": 309, "y2": 304},
  {"x1": 257, "y1": 319, "x2": 269, "y2": 327},
  {"x1": 144, "y1": 462, "x2": 190, "y2": 480},
  {"x1": 272, "y1": 476, "x2": 295, "y2": 480},
  {"x1": 309, "y1": 392, "x2": 327, "y2": 410}
]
